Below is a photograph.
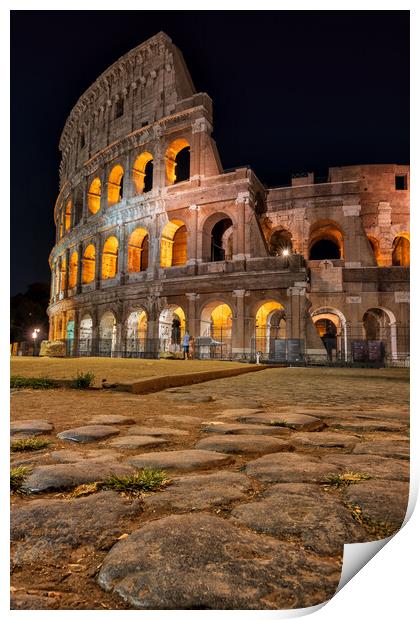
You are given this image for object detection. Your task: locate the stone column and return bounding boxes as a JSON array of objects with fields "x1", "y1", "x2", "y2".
[
  {"x1": 187, "y1": 205, "x2": 200, "y2": 264},
  {"x1": 63, "y1": 248, "x2": 70, "y2": 298},
  {"x1": 377, "y1": 201, "x2": 393, "y2": 266},
  {"x1": 232, "y1": 289, "x2": 247, "y2": 357},
  {"x1": 95, "y1": 233, "x2": 102, "y2": 289},
  {"x1": 73, "y1": 309, "x2": 80, "y2": 357},
  {"x1": 286, "y1": 284, "x2": 307, "y2": 342},
  {"x1": 100, "y1": 165, "x2": 108, "y2": 212},
  {"x1": 76, "y1": 242, "x2": 83, "y2": 293},
  {"x1": 233, "y1": 192, "x2": 249, "y2": 260},
  {"x1": 342, "y1": 202, "x2": 376, "y2": 267},
  {"x1": 186, "y1": 293, "x2": 199, "y2": 337},
  {"x1": 81, "y1": 177, "x2": 88, "y2": 223},
  {"x1": 119, "y1": 225, "x2": 128, "y2": 285},
  {"x1": 91, "y1": 308, "x2": 99, "y2": 356},
  {"x1": 122, "y1": 152, "x2": 131, "y2": 200}
]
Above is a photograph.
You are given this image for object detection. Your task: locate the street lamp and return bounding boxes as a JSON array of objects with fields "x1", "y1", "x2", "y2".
[{"x1": 32, "y1": 328, "x2": 40, "y2": 356}]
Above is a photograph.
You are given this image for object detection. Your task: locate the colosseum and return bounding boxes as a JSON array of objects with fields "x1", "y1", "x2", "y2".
[{"x1": 46, "y1": 31, "x2": 410, "y2": 366}]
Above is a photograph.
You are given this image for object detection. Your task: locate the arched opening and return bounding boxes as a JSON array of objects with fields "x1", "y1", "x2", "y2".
[
  {"x1": 60, "y1": 258, "x2": 66, "y2": 293},
  {"x1": 309, "y1": 221, "x2": 343, "y2": 260},
  {"x1": 99, "y1": 311, "x2": 117, "y2": 356},
  {"x1": 82, "y1": 244, "x2": 96, "y2": 284},
  {"x1": 159, "y1": 306, "x2": 186, "y2": 353},
  {"x1": 165, "y1": 139, "x2": 190, "y2": 185},
  {"x1": 368, "y1": 236, "x2": 381, "y2": 266},
  {"x1": 392, "y1": 234, "x2": 410, "y2": 266},
  {"x1": 161, "y1": 220, "x2": 187, "y2": 267},
  {"x1": 255, "y1": 301, "x2": 286, "y2": 359},
  {"x1": 65, "y1": 200, "x2": 72, "y2": 233},
  {"x1": 133, "y1": 152, "x2": 154, "y2": 194},
  {"x1": 108, "y1": 164, "x2": 124, "y2": 205},
  {"x1": 312, "y1": 308, "x2": 347, "y2": 362},
  {"x1": 362, "y1": 308, "x2": 398, "y2": 362},
  {"x1": 102, "y1": 236, "x2": 119, "y2": 279},
  {"x1": 79, "y1": 314, "x2": 93, "y2": 356},
  {"x1": 68, "y1": 251, "x2": 78, "y2": 289},
  {"x1": 269, "y1": 229, "x2": 293, "y2": 257},
  {"x1": 211, "y1": 218, "x2": 233, "y2": 262},
  {"x1": 126, "y1": 309, "x2": 148, "y2": 356},
  {"x1": 199, "y1": 301, "x2": 233, "y2": 359},
  {"x1": 128, "y1": 228, "x2": 149, "y2": 272},
  {"x1": 88, "y1": 178, "x2": 101, "y2": 214}
]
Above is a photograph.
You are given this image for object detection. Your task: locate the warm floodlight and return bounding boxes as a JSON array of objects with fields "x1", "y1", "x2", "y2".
[{"x1": 282, "y1": 249, "x2": 290, "y2": 257}]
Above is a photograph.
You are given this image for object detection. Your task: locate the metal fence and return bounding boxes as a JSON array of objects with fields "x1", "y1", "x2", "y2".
[{"x1": 16, "y1": 325, "x2": 409, "y2": 367}]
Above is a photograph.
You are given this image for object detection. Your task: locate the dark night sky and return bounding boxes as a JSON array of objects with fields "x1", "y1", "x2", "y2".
[{"x1": 10, "y1": 10, "x2": 409, "y2": 296}]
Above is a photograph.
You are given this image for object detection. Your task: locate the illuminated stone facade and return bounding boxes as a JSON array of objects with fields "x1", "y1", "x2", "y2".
[{"x1": 47, "y1": 32, "x2": 410, "y2": 364}]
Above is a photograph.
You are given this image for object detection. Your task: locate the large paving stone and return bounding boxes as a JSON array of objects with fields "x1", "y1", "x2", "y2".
[
  {"x1": 107, "y1": 436, "x2": 168, "y2": 450},
  {"x1": 352, "y1": 439, "x2": 410, "y2": 460},
  {"x1": 89, "y1": 415, "x2": 136, "y2": 425},
  {"x1": 126, "y1": 449, "x2": 233, "y2": 472},
  {"x1": 126, "y1": 426, "x2": 189, "y2": 437},
  {"x1": 246, "y1": 452, "x2": 340, "y2": 484},
  {"x1": 343, "y1": 480, "x2": 409, "y2": 530},
  {"x1": 216, "y1": 408, "x2": 264, "y2": 421},
  {"x1": 144, "y1": 471, "x2": 253, "y2": 513},
  {"x1": 237, "y1": 412, "x2": 326, "y2": 432},
  {"x1": 201, "y1": 422, "x2": 291, "y2": 437},
  {"x1": 57, "y1": 425, "x2": 120, "y2": 443},
  {"x1": 98, "y1": 513, "x2": 340, "y2": 609},
  {"x1": 11, "y1": 420, "x2": 54, "y2": 436},
  {"x1": 11, "y1": 491, "x2": 142, "y2": 566},
  {"x1": 11, "y1": 594, "x2": 61, "y2": 610},
  {"x1": 231, "y1": 483, "x2": 367, "y2": 556},
  {"x1": 290, "y1": 432, "x2": 360, "y2": 450},
  {"x1": 51, "y1": 449, "x2": 119, "y2": 463},
  {"x1": 21, "y1": 460, "x2": 135, "y2": 494},
  {"x1": 195, "y1": 434, "x2": 293, "y2": 456},
  {"x1": 329, "y1": 419, "x2": 407, "y2": 433},
  {"x1": 320, "y1": 454, "x2": 409, "y2": 481},
  {"x1": 156, "y1": 415, "x2": 203, "y2": 426}
]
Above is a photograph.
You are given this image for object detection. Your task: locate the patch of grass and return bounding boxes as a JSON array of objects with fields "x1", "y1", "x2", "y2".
[
  {"x1": 10, "y1": 466, "x2": 31, "y2": 492},
  {"x1": 72, "y1": 371, "x2": 95, "y2": 389},
  {"x1": 70, "y1": 482, "x2": 101, "y2": 498},
  {"x1": 101, "y1": 469, "x2": 170, "y2": 496},
  {"x1": 10, "y1": 376, "x2": 57, "y2": 389},
  {"x1": 322, "y1": 471, "x2": 372, "y2": 488},
  {"x1": 10, "y1": 438, "x2": 50, "y2": 452},
  {"x1": 268, "y1": 420, "x2": 294, "y2": 429}
]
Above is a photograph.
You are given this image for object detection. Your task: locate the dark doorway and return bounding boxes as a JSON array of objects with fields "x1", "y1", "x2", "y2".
[
  {"x1": 211, "y1": 218, "x2": 233, "y2": 261},
  {"x1": 174, "y1": 147, "x2": 190, "y2": 183},
  {"x1": 309, "y1": 239, "x2": 340, "y2": 260}
]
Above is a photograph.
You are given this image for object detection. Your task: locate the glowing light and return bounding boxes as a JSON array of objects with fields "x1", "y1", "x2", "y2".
[
  {"x1": 282, "y1": 249, "x2": 289, "y2": 256},
  {"x1": 32, "y1": 328, "x2": 40, "y2": 339}
]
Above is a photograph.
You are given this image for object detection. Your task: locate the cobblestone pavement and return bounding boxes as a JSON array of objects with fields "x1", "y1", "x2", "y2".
[{"x1": 10, "y1": 367, "x2": 409, "y2": 610}]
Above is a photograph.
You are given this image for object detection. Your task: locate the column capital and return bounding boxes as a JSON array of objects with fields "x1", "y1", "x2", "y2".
[
  {"x1": 235, "y1": 191, "x2": 250, "y2": 205},
  {"x1": 186, "y1": 292, "x2": 200, "y2": 301},
  {"x1": 232, "y1": 289, "x2": 248, "y2": 298}
]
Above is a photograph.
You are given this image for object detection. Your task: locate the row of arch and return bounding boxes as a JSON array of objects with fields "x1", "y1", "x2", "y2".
[
  {"x1": 58, "y1": 139, "x2": 191, "y2": 237},
  {"x1": 51, "y1": 299, "x2": 406, "y2": 362},
  {"x1": 53, "y1": 214, "x2": 236, "y2": 294},
  {"x1": 270, "y1": 222, "x2": 410, "y2": 266}
]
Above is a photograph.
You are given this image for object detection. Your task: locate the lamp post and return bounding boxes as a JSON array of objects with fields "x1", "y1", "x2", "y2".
[{"x1": 32, "y1": 328, "x2": 40, "y2": 356}]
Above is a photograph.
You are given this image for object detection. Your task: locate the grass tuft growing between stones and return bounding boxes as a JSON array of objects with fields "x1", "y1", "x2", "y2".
[
  {"x1": 11, "y1": 438, "x2": 51, "y2": 452},
  {"x1": 102, "y1": 469, "x2": 170, "y2": 496},
  {"x1": 268, "y1": 420, "x2": 294, "y2": 429},
  {"x1": 10, "y1": 465, "x2": 31, "y2": 492},
  {"x1": 69, "y1": 469, "x2": 170, "y2": 498},
  {"x1": 72, "y1": 371, "x2": 95, "y2": 389},
  {"x1": 322, "y1": 471, "x2": 372, "y2": 488},
  {"x1": 10, "y1": 376, "x2": 58, "y2": 390}
]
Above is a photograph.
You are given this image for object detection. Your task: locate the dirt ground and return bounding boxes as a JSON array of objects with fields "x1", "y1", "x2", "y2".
[
  {"x1": 11, "y1": 356, "x2": 246, "y2": 387},
  {"x1": 10, "y1": 365, "x2": 410, "y2": 610}
]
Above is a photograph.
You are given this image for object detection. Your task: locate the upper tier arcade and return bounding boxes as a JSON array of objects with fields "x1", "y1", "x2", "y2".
[{"x1": 58, "y1": 32, "x2": 209, "y2": 185}]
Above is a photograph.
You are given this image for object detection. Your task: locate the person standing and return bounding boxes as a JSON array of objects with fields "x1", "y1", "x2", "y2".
[{"x1": 182, "y1": 331, "x2": 190, "y2": 359}]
